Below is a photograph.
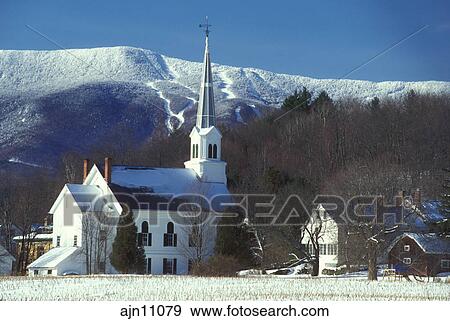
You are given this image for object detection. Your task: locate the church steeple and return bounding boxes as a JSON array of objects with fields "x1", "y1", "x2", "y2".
[
  {"x1": 196, "y1": 22, "x2": 216, "y2": 128},
  {"x1": 184, "y1": 18, "x2": 227, "y2": 185}
]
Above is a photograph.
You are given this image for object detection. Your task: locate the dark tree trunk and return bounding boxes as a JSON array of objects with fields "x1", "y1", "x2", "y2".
[
  {"x1": 311, "y1": 248, "x2": 320, "y2": 276},
  {"x1": 368, "y1": 241, "x2": 378, "y2": 281}
]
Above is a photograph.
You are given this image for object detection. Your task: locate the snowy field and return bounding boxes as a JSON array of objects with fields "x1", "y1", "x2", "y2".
[{"x1": 0, "y1": 275, "x2": 448, "y2": 301}]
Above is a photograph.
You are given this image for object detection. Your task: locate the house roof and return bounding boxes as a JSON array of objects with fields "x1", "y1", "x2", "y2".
[
  {"x1": 388, "y1": 232, "x2": 450, "y2": 255},
  {"x1": 27, "y1": 246, "x2": 80, "y2": 268},
  {"x1": 110, "y1": 166, "x2": 230, "y2": 211},
  {"x1": 403, "y1": 200, "x2": 448, "y2": 232},
  {"x1": 13, "y1": 233, "x2": 53, "y2": 241}
]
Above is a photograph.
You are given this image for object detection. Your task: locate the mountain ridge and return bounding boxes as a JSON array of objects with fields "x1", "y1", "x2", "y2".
[{"x1": 0, "y1": 46, "x2": 449, "y2": 168}]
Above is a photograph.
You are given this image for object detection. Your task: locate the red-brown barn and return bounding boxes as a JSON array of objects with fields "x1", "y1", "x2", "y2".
[{"x1": 388, "y1": 233, "x2": 450, "y2": 276}]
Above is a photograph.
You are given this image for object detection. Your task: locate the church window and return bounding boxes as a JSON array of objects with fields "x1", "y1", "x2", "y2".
[
  {"x1": 192, "y1": 145, "x2": 195, "y2": 158},
  {"x1": 195, "y1": 144, "x2": 199, "y2": 158},
  {"x1": 213, "y1": 144, "x2": 218, "y2": 159},
  {"x1": 164, "y1": 222, "x2": 177, "y2": 247},
  {"x1": 73, "y1": 235, "x2": 78, "y2": 247},
  {"x1": 139, "y1": 221, "x2": 151, "y2": 247},
  {"x1": 163, "y1": 258, "x2": 177, "y2": 274},
  {"x1": 208, "y1": 144, "x2": 213, "y2": 158},
  {"x1": 167, "y1": 222, "x2": 174, "y2": 233}
]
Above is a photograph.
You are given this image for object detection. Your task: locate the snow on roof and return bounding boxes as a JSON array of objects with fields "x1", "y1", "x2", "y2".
[
  {"x1": 388, "y1": 233, "x2": 450, "y2": 255},
  {"x1": 66, "y1": 184, "x2": 106, "y2": 212},
  {"x1": 421, "y1": 200, "x2": 447, "y2": 223},
  {"x1": 28, "y1": 247, "x2": 80, "y2": 269},
  {"x1": 111, "y1": 166, "x2": 229, "y2": 197},
  {"x1": 13, "y1": 233, "x2": 53, "y2": 241},
  {"x1": 110, "y1": 166, "x2": 230, "y2": 211}
]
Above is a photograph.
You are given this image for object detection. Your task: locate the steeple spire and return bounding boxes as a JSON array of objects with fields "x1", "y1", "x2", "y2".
[
  {"x1": 185, "y1": 19, "x2": 227, "y2": 184},
  {"x1": 196, "y1": 17, "x2": 216, "y2": 128}
]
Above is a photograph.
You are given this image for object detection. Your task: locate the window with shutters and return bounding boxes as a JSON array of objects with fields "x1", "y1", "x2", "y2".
[
  {"x1": 138, "y1": 221, "x2": 151, "y2": 247},
  {"x1": 147, "y1": 258, "x2": 152, "y2": 274},
  {"x1": 163, "y1": 222, "x2": 177, "y2": 247},
  {"x1": 319, "y1": 244, "x2": 326, "y2": 255},
  {"x1": 327, "y1": 244, "x2": 338, "y2": 255},
  {"x1": 163, "y1": 258, "x2": 177, "y2": 275}
]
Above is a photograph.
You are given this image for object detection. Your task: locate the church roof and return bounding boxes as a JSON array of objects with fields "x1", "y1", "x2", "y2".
[
  {"x1": 109, "y1": 166, "x2": 230, "y2": 211},
  {"x1": 196, "y1": 35, "x2": 216, "y2": 128}
]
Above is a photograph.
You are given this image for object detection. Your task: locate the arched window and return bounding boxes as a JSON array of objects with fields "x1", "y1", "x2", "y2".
[
  {"x1": 139, "y1": 221, "x2": 151, "y2": 246},
  {"x1": 195, "y1": 144, "x2": 199, "y2": 158},
  {"x1": 192, "y1": 145, "x2": 195, "y2": 158},
  {"x1": 208, "y1": 144, "x2": 213, "y2": 158},
  {"x1": 141, "y1": 221, "x2": 149, "y2": 234},
  {"x1": 164, "y1": 222, "x2": 177, "y2": 247},
  {"x1": 213, "y1": 144, "x2": 218, "y2": 159}
]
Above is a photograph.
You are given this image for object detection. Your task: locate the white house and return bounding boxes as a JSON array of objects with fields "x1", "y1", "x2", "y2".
[
  {"x1": 301, "y1": 205, "x2": 345, "y2": 274},
  {"x1": 27, "y1": 32, "x2": 230, "y2": 276}
]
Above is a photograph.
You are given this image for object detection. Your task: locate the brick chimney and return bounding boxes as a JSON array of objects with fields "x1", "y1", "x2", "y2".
[
  {"x1": 104, "y1": 157, "x2": 112, "y2": 184},
  {"x1": 412, "y1": 188, "x2": 421, "y2": 207},
  {"x1": 83, "y1": 159, "x2": 91, "y2": 183}
]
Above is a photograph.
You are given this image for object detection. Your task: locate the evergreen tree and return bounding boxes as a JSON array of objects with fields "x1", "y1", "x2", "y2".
[
  {"x1": 215, "y1": 208, "x2": 256, "y2": 267},
  {"x1": 281, "y1": 87, "x2": 312, "y2": 113},
  {"x1": 312, "y1": 90, "x2": 333, "y2": 122},
  {"x1": 110, "y1": 210, "x2": 144, "y2": 274},
  {"x1": 369, "y1": 97, "x2": 380, "y2": 110},
  {"x1": 264, "y1": 166, "x2": 286, "y2": 193},
  {"x1": 135, "y1": 246, "x2": 147, "y2": 274}
]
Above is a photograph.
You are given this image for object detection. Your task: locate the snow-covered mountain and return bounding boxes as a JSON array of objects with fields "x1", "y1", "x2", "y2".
[{"x1": 0, "y1": 46, "x2": 449, "y2": 167}]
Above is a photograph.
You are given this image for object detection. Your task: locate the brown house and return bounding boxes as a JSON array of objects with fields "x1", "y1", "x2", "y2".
[{"x1": 388, "y1": 233, "x2": 450, "y2": 276}]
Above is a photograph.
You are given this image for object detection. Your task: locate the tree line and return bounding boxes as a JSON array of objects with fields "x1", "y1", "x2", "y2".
[{"x1": 1, "y1": 89, "x2": 449, "y2": 275}]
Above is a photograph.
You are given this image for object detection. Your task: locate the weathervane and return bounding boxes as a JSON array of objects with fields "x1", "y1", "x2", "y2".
[{"x1": 199, "y1": 16, "x2": 212, "y2": 37}]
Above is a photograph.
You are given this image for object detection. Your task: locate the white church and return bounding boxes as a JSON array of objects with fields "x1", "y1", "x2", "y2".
[{"x1": 27, "y1": 32, "x2": 230, "y2": 276}]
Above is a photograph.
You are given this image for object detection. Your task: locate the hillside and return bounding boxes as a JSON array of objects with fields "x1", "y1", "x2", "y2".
[{"x1": 0, "y1": 46, "x2": 449, "y2": 167}]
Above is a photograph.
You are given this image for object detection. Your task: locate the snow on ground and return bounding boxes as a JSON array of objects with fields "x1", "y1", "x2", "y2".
[
  {"x1": 0, "y1": 275, "x2": 448, "y2": 301},
  {"x1": 7, "y1": 157, "x2": 41, "y2": 168}
]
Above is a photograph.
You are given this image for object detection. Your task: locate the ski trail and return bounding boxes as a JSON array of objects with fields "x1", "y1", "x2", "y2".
[
  {"x1": 146, "y1": 81, "x2": 184, "y2": 132},
  {"x1": 220, "y1": 71, "x2": 237, "y2": 99}
]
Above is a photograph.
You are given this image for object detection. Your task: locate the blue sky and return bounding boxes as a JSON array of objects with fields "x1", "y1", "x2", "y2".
[{"x1": 1, "y1": 0, "x2": 449, "y2": 81}]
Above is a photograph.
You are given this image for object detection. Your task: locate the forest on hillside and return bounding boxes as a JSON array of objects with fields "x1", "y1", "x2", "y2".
[{"x1": 1, "y1": 89, "x2": 450, "y2": 272}]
